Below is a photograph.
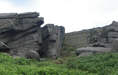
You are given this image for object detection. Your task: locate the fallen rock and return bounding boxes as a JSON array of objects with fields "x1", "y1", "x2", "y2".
[{"x1": 76, "y1": 47, "x2": 112, "y2": 57}]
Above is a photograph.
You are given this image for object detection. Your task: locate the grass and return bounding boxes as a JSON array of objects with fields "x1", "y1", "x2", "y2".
[{"x1": 0, "y1": 52, "x2": 118, "y2": 75}]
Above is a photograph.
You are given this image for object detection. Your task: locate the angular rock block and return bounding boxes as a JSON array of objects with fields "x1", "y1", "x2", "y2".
[
  {"x1": 0, "y1": 12, "x2": 65, "y2": 59},
  {"x1": 40, "y1": 24, "x2": 65, "y2": 58}
]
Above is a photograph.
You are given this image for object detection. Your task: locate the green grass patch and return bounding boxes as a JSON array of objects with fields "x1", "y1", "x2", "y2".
[{"x1": 0, "y1": 52, "x2": 118, "y2": 75}]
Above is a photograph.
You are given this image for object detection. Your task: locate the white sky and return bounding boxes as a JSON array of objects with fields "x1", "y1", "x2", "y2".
[{"x1": 0, "y1": 0, "x2": 118, "y2": 32}]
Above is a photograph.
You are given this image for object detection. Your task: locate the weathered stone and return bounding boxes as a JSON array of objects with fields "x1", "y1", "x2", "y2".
[
  {"x1": 112, "y1": 39, "x2": 118, "y2": 51},
  {"x1": 76, "y1": 47, "x2": 111, "y2": 56},
  {"x1": 40, "y1": 24, "x2": 65, "y2": 58},
  {"x1": 56, "y1": 26, "x2": 65, "y2": 56},
  {"x1": 0, "y1": 13, "x2": 17, "y2": 19},
  {"x1": 87, "y1": 21, "x2": 118, "y2": 47},
  {"x1": 25, "y1": 50, "x2": 40, "y2": 60},
  {"x1": 108, "y1": 32, "x2": 118, "y2": 38},
  {"x1": 0, "y1": 19, "x2": 16, "y2": 33},
  {"x1": 0, "y1": 12, "x2": 65, "y2": 59},
  {"x1": 18, "y1": 12, "x2": 39, "y2": 18},
  {"x1": 13, "y1": 17, "x2": 44, "y2": 31},
  {"x1": 106, "y1": 21, "x2": 118, "y2": 31},
  {"x1": 89, "y1": 42, "x2": 105, "y2": 47}
]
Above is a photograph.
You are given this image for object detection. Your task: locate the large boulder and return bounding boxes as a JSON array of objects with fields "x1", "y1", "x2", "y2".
[
  {"x1": 0, "y1": 12, "x2": 65, "y2": 59},
  {"x1": 76, "y1": 47, "x2": 111, "y2": 57},
  {"x1": 40, "y1": 24, "x2": 65, "y2": 58}
]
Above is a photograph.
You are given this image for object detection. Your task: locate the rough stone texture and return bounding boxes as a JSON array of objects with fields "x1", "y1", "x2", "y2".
[
  {"x1": 108, "y1": 32, "x2": 118, "y2": 38},
  {"x1": 72, "y1": 21, "x2": 118, "y2": 57},
  {"x1": 86, "y1": 21, "x2": 118, "y2": 47},
  {"x1": 106, "y1": 21, "x2": 118, "y2": 32},
  {"x1": 111, "y1": 39, "x2": 118, "y2": 51},
  {"x1": 0, "y1": 12, "x2": 65, "y2": 59},
  {"x1": 0, "y1": 13, "x2": 17, "y2": 19},
  {"x1": 40, "y1": 24, "x2": 65, "y2": 58},
  {"x1": 76, "y1": 47, "x2": 112, "y2": 57},
  {"x1": 65, "y1": 21, "x2": 118, "y2": 50},
  {"x1": 65, "y1": 30, "x2": 89, "y2": 48}
]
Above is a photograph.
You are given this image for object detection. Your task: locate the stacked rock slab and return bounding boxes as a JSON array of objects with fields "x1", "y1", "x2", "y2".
[
  {"x1": 87, "y1": 21, "x2": 118, "y2": 47},
  {"x1": 76, "y1": 47, "x2": 111, "y2": 57},
  {"x1": 40, "y1": 24, "x2": 65, "y2": 58},
  {"x1": 76, "y1": 21, "x2": 118, "y2": 57},
  {"x1": 0, "y1": 12, "x2": 65, "y2": 59}
]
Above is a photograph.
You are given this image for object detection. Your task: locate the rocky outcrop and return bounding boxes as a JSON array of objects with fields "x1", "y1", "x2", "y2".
[
  {"x1": 65, "y1": 21, "x2": 118, "y2": 50},
  {"x1": 88, "y1": 21, "x2": 118, "y2": 47},
  {"x1": 74, "y1": 21, "x2": 118, "y2": 57},
  {"x1": 0, "y1": 12, "x2": 65, "y2": 59},
  {"x1": 40, "y1": 24, "x2": 65, "y2": 58}
]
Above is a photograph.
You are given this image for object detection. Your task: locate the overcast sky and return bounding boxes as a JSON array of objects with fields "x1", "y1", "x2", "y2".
[{"x1": 0, "y1": 0, "x2": 118, "y2": 32}]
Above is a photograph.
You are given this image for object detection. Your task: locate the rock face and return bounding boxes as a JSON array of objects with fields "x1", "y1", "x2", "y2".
[
  {"x1": 75, "y1": 21, "x2": 118, "y2": 57},
  {"x1": 40, "y1": 24, "x2": 65, "y2": 58},
  {"x1": 0, "y1": 12, "x2": 65, "y2": 59},
  {"x1": 65, "y1": 21, "x2": 118, "y2": 49},
  {"x1": 88, "y1": 21, "x2": 118, "y2": 47}
]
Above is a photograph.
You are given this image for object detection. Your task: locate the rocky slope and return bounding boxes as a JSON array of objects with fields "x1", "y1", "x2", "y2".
[
  {"x1": 65, "y1": 30, "x2": 89, "y2": 48},
  {"x1": 65, "y1": 21, "x2": 118, "y2": 50}
]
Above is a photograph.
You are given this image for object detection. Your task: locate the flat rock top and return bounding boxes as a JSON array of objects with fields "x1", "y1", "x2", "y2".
[
  {"x1": 18, "y1": 12, "x2": 39, "y2": 18},
  {"x1": 0, "y1": 13, "x2": 17, "y2": 19},
  {"x1": 0, "y1": 12, "x2": 39, "y2": 19},
  {"x1": 76, "y1": 47, "x2": 112, "y2": 52}
]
